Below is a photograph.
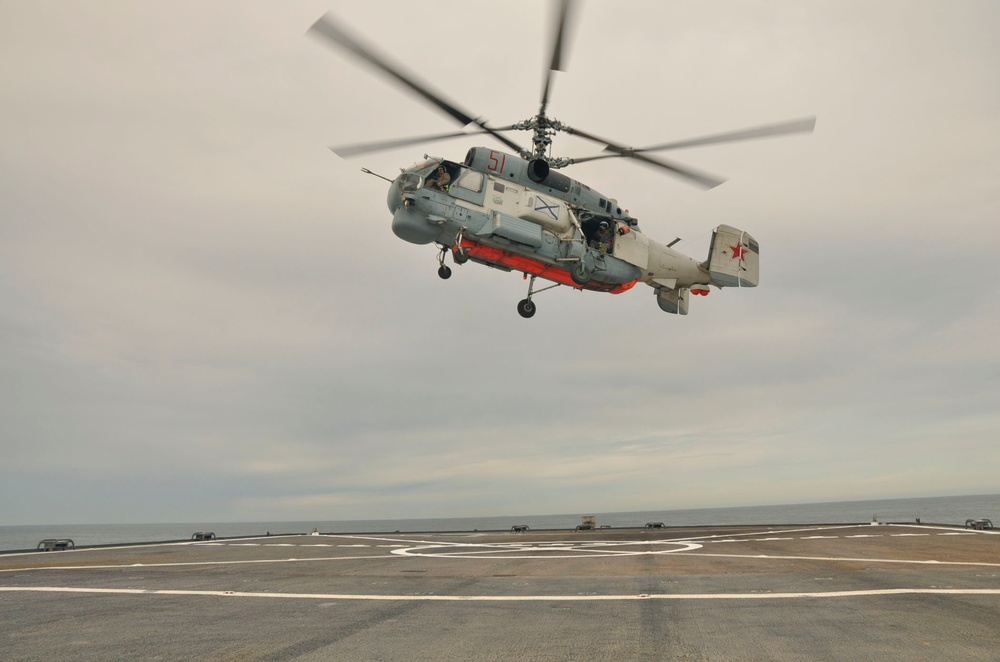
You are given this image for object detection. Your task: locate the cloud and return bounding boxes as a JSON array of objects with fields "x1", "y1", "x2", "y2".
[{"x1": 1, "y1": 1, "x2": 998, "y2": 525}]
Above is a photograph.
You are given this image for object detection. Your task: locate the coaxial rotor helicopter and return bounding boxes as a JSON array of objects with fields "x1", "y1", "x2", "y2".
[{"x1": 307, "y1": 1, "x2": 813, "y2": 318}]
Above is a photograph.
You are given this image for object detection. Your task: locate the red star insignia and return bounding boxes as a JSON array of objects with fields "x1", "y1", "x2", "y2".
[{"x1": 728, "y1": 242, "x2": 748, "y2": 261}]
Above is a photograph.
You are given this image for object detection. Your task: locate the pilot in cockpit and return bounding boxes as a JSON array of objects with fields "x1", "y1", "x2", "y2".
[{"x1": 425, "y1": 165, "x2": 451, "y2": 191}]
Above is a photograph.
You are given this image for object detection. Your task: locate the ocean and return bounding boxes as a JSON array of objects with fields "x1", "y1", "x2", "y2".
[{"x1": 2, "y1": 493, "x2": 997, "y2": 553}]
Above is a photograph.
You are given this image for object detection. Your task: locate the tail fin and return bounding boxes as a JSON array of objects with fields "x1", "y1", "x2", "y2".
[
  {"x1": 706, "y1": 224, "x2": 759, "y2": 288},
  {"x1": 656, "y1": 288, "x2": 689, "y2": 315}
]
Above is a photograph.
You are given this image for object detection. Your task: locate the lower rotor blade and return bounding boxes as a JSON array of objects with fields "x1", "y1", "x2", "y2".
[
  {"x1": 563, "y1": 125, "x2": 726, "y2": 188},
  {"x1": 333, "y1": 130, "x2": 497, "y2": 158},
  {"x1": 631, "y1": 117, "x2": 816, "y2": 154},
  {"x1": 631, "y1": 153, "x2": 726, "y2": 189}
]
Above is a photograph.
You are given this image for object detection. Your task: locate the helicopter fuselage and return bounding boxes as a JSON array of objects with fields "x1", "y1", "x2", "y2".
[{"x1": 385, "y1": 148, "x2": 749, "y2": 310}]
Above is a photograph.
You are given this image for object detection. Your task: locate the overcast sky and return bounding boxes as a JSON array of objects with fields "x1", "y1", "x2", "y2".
[{"x1": 2, "y1": 1, "x2": 998, "y2": 525}]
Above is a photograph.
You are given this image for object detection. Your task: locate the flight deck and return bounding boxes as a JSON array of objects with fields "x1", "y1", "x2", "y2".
[{"x1": 2, "y1": 524, "x2": 999, "y2": 660}]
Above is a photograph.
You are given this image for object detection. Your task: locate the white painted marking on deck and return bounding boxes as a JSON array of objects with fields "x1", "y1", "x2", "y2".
[
  {"x1": 390, "y1": 540, "x2": 703, "y2": 559},
  {"x1": 3, "y1": 585, "x2": 999, "y2": 602},
  {"x1": 0, "y1": 555, "x2": 394, "y2": 573},
  {"x1": 670, "y1": 552, "x2": 1000, "y2": 568}
]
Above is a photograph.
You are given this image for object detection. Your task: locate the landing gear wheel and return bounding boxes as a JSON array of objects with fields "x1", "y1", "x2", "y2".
[
  {"x1": 438, "y1": 265, "x2": 452, "y2": 279},
  {"x1": 453, "y1": 248, "x2": 469, "y2": 265},
  {"x1": 517, "y1": 299, "x2": 536, "y2": 318},
  {"x1": 570, "y1": 262, "x2": 592, "y2": 285}
]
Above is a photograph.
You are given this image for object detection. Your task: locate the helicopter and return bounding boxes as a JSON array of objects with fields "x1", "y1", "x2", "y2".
[{"x1": 307, "y1": 1, "x2": 814, "y2": 318}]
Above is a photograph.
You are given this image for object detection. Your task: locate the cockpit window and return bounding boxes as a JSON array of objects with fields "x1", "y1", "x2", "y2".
[{"x1": 398, "y1": 173, "x2": 421, "y2": 193}]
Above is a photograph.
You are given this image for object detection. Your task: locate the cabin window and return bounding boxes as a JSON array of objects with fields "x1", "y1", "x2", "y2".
[
  {"x1": 457, "y1": 171, "x2": 484, "y2": 192},
  {"x1": 599, "y1": 198, "x2": 607, "y2": 209},
  {"x1": 493, "y1": 182, "x2": 505, "y2": 193}
]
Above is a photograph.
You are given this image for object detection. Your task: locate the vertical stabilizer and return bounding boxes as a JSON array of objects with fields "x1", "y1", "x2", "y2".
[
  {"x1": 706, "y1": 224, "x2": 759, "y2": 287},
  {"x1": 656, "y1": 288, "x2": 689, "y2": 315}
]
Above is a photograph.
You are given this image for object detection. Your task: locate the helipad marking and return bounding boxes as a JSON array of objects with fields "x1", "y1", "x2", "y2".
[
  {"x1": 4, "y1": 586, "x2": 999, "y2": 602},
  {"x1": 391, "y1": 540, "x2": 703, "y2": 559}
]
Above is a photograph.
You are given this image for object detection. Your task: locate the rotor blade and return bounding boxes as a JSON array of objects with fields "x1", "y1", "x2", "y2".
[
  {"x1": 563, "y1": 125, "x2": 727, "y2": 188},
  {"x1": 540, "y1": 0, "x2": 573, "y2": 113},
  {"x1": 630, "y1": 153, "x2": 727, "y2": 189},
  {"x1": 308, "y1": 13, "x2": 474, "y2": 126},
  {"x1": 332, "y1": 129, "x2": 509, "y2": 158},
  {"x1": 627, "y1": 117, "x2": 816, "y2": 154},
  {"x1": 562, "y1": 153, "x2": 622, "y2": 166},
  {"x1": 308, "y1": 13, "x2": 527, "y2": 155}
]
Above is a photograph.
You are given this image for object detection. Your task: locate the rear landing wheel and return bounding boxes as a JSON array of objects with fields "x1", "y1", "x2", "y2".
[
  {"x1": 453, "y1": 248, "x2": 469, "y2": 264},
  {"x1": 438, "y1": 265, "x2": 452, "y2": 279},
  {"x1": 517, "y1": 299, "x2": 536, "y2": 318}
]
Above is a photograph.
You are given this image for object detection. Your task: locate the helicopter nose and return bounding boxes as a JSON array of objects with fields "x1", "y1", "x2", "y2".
[
  {"x1": 387, "y1": 182, "x2": 403, "y2": 213},
  {"x1": 391, "y1": 205, "x2": 438, "y2": 245},
  {"x1": 387, "y1": 173, "x2": 421, "y2": 213}
]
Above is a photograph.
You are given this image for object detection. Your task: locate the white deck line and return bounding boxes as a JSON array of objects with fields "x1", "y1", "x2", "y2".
[{"x1": 3, "y1": 586, "x2": 1000, "y2": 602}]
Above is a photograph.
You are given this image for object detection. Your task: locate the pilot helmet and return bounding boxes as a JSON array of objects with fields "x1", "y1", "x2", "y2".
[{"x1": 599, "y1": 221, "x2": 609, "y2": 230}]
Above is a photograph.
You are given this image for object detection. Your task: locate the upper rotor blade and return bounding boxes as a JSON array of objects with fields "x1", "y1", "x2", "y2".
[
  {"x1": 628, "y1": 117, "x2": 816, "y2": 154},
  {"x1": 564, "y1": 125, "x2": 727, "y2": 189},
  {"x1": 540, "y1": 0, "x2": 573, "y2": 113},
  {"x1": 308, "y1": 13, "x2": 474, "y2": 126},
  {"x1": 308, "y1": 13, "x2": 527, "y2": 155},
  {"x1": 332, "y1": 130, "x2": 499, "y2": 158}
]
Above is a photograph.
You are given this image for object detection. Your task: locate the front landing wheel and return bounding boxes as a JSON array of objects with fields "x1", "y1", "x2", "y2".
[
  {"x1": 438, "y1": 265, "x2": 452, "y2": 279},
  {"x1": 516, "y1": 299, "x2": 536, "y2": 319},
  {"x1": 570, "y1": 261, "x2": 591, "y2": 285}
]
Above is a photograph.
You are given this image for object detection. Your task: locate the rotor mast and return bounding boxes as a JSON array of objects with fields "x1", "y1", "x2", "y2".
[{"x1": 522, "y1": 0, "x2": 574, "y2": 162}]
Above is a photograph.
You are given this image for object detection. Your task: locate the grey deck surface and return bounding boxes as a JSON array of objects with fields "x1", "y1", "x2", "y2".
[{"x1": 2, "y1": 524, "x2": 999, "y2": 660}]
